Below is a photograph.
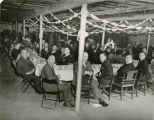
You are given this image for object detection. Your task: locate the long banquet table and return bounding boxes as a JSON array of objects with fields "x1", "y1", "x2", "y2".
[
  {"x1": 27, "y1": 48, "x2": 138, "y2": 81},
  {"x1": 34, "y1": 63, "x2": 123, "y2": 81}
]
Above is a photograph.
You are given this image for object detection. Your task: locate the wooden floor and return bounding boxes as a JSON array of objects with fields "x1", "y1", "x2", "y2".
[{"x1": 0, "y1": 49, "x2": 153, "y2": 120}]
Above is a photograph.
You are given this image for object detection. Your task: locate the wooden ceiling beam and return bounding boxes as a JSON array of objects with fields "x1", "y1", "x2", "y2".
[
  {"x1": 20, "y1": 0, "x2": 28, "y2": 8},
  {"x1": 88, "y1": 13, "x2": 154, "y2": 23},
  {"x1": 90, "y1": 6, "x2": 154, "y2": 18},
  {"x1": 34, "y1": 0, "x2": 128, "y2": 17},
  {"x1": 3, "y1": 1, "x2": 46, "y2": 7},
  {"x1": 136, "y1": 0, "x2": 154, "y2": 4},
  {"x1": 88, "y1": 1, "x2": 154, "y2": 15}
]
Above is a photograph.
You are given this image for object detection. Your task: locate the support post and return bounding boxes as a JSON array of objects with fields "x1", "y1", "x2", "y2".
[
  {"x1": 75, "y1": 4, "x2": 87, "y2": 112},
  {"x1": 23, "y1": 19, "x2": 26, "y2": 38},
  {"x1": 67, "y1": 33, "x2": 68, "y2": 41},
  {"x1": 15, "y1": 20, "x2": 18, "y2": 39},
  {"x1": 39, "y1": 15, "x2": 43, "y2": 56},
  {"x1": 147, "y1": 32, "x2": 151, "y2": 53},
  {"x1": 101, "y1": 23, "x2": 106, "y2": 46},
  {"x1": 0, "y1": 4, "x2": 1, "y2": 46}
]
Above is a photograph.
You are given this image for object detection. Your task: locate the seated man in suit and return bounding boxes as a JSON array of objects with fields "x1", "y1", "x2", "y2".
[
  {"x1": 135, "y1": 52, "x2": 150, "y2": 83},
  {"x1": 97, "y1": 52, "x2": 113, "y2": 85},
  {"x1": 16, "y1": 48, "x2": 42, "y2": 93},
  {"x1": 60, "y1": 47, "x2": 73, "y2": 65},
  {"x1": 57, "y1": 47, "x2": 66, "y2": 65},
  {"x1": 41, "y1": 43, "x2": 49, "y2": 59},
  {"x1": 41, "y1": 55, "x2": 73, "y2": 107},
  {"x1": 114, "y1": 55, "x2": 135, "y2": 83},
  {"x1": 11, "y1": 43, "x2": 21, "y2": 61},
  {"x1": 48, "y1": 45, "x2": 60, "y2": 63},
  {"x1": 73, "y1": 52, "x2": 108, "y2": 107}
]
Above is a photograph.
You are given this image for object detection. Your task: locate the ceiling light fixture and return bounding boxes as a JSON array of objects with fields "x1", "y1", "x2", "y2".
[{"x1": 0, "y1": 0, "x2": 3, "y2": 4}]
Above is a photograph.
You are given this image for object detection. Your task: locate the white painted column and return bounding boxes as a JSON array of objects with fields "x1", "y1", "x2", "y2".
[
  {"x1": 75, "y1": 4, "x2": 87, "y2": 112},
  {"x1": 39, "y1": 15, "x2": 43, "y2": 55},
  {"x1": 147, "y1": 32, "x2": 151, "y2": 53},
  {"x1": 15, "y1": 20, "x2": 18, "y2": 39},
  {"x1": 23, "y1": 19, "x2": 26, "y2": 38},
  {"x1": 101, "y1": 23, "x2": 106, "y2": 46}
]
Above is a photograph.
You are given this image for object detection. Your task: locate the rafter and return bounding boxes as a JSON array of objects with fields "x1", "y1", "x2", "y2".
[{"x1": 20, "y1": 0, "x2": 28, "y2": 8}]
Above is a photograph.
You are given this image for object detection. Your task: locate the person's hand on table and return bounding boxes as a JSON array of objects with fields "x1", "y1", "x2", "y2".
[{"x1": 26, "y1": 68, "x2": 35, "y2": 75}]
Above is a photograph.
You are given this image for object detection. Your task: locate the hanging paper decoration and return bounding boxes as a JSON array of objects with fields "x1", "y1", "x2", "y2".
[{"x1": 25, "y1": 8, "x2": 154, "y2": 37}]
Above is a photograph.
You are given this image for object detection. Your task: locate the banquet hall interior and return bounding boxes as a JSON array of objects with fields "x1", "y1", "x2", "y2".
[{"x1": 0, "y1": 0, "x2": 154, "y2": 120}]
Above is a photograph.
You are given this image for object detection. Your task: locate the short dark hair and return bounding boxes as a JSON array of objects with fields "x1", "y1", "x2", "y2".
[
  {"x1": 140, "y1": 51, "x2": 146, "y2": 56},
  {"x1": 100, "y1": 52, "x2": 107, "y2": 57},
  {"x1": 126, "y1": 54, "x2": 133, "y2": 59}
]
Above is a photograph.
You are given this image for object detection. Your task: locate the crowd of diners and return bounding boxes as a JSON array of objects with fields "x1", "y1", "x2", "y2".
[{"x1": 0, "y1": 35, "x2": 154, "y2": 108}]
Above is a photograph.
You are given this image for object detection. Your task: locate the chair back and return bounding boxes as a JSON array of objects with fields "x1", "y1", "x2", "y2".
[
  {"x1": 81, "y1": 75, "x2": 93, "y2": 90},
  {"x1": 123, "y1": 70, "x2": 138, "y2": 85},
  {"x1": 82, "y1": 75, "x2": 92, "y2": 85},
  {"x1": 99, "y1": 76, "x2": 114, "y2": 88}
]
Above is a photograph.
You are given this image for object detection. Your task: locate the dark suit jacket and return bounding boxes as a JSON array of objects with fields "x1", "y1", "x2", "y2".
[
  {"x1": 61, "y1": 55, "x2": 73, "y2": 65},
  {"x1": 11, "y1": 49, "x2": 20, "y2": 60},
  {"x1": 41, "y1": 49, "x2": 48, "y2": 59},
  {"x1": 48, "y1": 50, "x2": 60, "y2": 63},
  {"x1": 100, "y1": 59, "x2": 113, "y2": 79},
  {"x1": 16, "y1": 57, "x2": 35, "y2": 76},
  {"x1": 117, "y1": 63, "x2": 135, "y2": 78},
  {"x1": 136, "y1": 59, "x2": 150, "y2": 81},
  {"x1": 136, "y1": 59, "x2": 150, "y2": 75},
  {"x1": 41, "y1": 62, "x2": 60, "y2": 91},
  {"x1": 73, "y1": 61, "x2": 93, "y2": 85},
  {"x1": 41, "y1": 62, "x2": 58, "y2": 80},
  {"x1": 57, "y1": 54, "x2": 65, "y2": 65}
]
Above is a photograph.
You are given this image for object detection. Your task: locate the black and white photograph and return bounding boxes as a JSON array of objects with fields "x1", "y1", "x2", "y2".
[{"x1": 0, "y1": 0, "x2": 153, "y2": 120}]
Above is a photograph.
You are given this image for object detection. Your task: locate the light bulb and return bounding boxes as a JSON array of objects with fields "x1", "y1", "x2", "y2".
[{"x1": 0, "y1": 0, "x2": 3, "y2": 4}]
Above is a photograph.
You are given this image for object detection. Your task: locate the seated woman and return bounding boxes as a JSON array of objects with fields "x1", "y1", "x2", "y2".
[{"x1": 136, "y1": 52, "x2": 150, "y2": 83}]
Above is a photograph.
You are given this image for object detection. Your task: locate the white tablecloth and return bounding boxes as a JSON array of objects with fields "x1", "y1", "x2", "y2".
[
  {"x1": 55, "y1": 69, "x2": 73, "y2": 81},
  {"x1": 35, "y1": 64, "x2": 73, "y2": 81},
  {"x1": 55, "y1": 65, "x2": 73, "y2": 81},
  {"x1": 28, "y1": 48, "x2": 139, "y2": 81},
  {"x1": 34, "y1": 63, "x2": 124, "y2": 81}
]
